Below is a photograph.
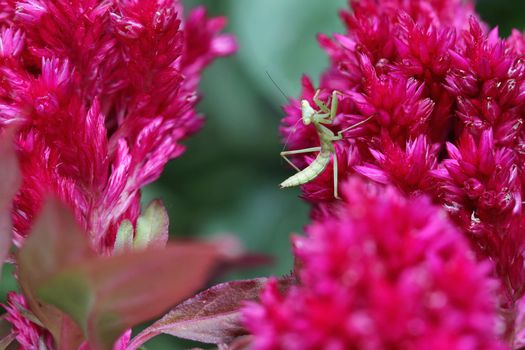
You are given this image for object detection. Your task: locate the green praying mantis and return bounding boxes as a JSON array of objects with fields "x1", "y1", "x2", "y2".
[{"x1": 280, "y1": 90, "x2": 372, "y2": 199}]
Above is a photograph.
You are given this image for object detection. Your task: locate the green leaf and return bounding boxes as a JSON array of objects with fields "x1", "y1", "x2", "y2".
[
  {"x1": 39, "y1": 244, "x2": 219, "y2": 349},
  {"x1": 37, "y1": 271, "x2": 94, "y2": 333},
  {"x1": 134, "y1": 200, "x2": 169, "y2": 249},
  {"x1": 114, "y1": 220, "x2": 134, "y2": 253}
]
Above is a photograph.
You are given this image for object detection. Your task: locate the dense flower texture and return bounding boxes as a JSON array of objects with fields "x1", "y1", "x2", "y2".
[
  {"x1": 279, "y1": 0, "x2": 525, "y2": 340},
  {"x1": 0, "y1": 0, "x2": 235, "y2": 348},
  {"x1": 281, "y1": 0, "x2": 481, "y2": 201},
  {"x1": 244, "y1": 179, "x2": 506, "y2": 349},
  {"x1": 3, "y1": 293, "x2": 54, "y2": 349},
  {"x1": 0, "y1": 0, "x2": 235, "y2": 251}
]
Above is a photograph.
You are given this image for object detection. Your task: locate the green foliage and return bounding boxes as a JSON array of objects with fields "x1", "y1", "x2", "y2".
[
  {"x1": 38, "y1": 271, "x2": 94, "y2": 333},
  {"x1": 134, "y1": 200, "x2": 169, "y2": 249},
  {"x1": 114, "y1": 220, "x2": 134, "y2": 253},
  {"x1": 477, "y1": 0, "x2": 525, "y2": 36},
  {"x1": 115, "y1": 201, "x2": 169, "y2": 253}
]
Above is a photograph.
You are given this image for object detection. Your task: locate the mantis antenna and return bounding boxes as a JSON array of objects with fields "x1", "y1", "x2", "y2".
[
  {"x1": 266, "y1": 71, "x2": 288, "y2": 103},
  {"x1": 265, "y1": 71, "x2": 304, "y2": 155}
]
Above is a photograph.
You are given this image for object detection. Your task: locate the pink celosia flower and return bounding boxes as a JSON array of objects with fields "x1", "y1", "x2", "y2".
[
  {"x1": 280, "y1": 0, "x2": 525, "y2": 324},
  {"x1": 3, "y1": 292, "x2": 54, "y2": 350},
  {"x1": 445, "y1": 19, "x2": 525, "y2": 147},
  {"x1": 275, "y1": 0, "x2": 525, "y2": 345},
  {"x1": 356, "y1": 134, "x2": 439, "y2": 195},
  {"x1": 244, "y1": 179, "x2": 506, "y2": 349},
  {"x1": 432, "y1": 130, "x2": 521, "y2": 231},
  {"x1": 280, "y1": 0, "x2": 479, "y2": 205},
  {"x1": 0, "y1": 0, "x2": 236, "y2": 252},
  {"x1": 436, "y1": 18, "x2": 525, "y2": 310},
  {"x1": 0, "y1": 0, "x2": 235, "y2": 348}
]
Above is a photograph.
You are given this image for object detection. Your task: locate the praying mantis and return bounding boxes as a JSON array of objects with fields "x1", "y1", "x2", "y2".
[{"x1": 280, "y1": 90, "x2": 372, "y2": 199}]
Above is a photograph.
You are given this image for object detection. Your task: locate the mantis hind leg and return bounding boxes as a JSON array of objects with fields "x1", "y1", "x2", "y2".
[
  {"x1": 333, "y1": 153, "x2": 340, "y2": 199},
  {"x1": 336, "y1": 115, "x2": 374, "y2": 139},
  {"x1": 280, "y1": 147, "x2": 322, "y2": 172}
]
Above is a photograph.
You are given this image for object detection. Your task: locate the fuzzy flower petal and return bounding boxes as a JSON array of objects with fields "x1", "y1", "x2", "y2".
[{"x1": 244, "y1": 179, "x2": 506, "y2": 350}]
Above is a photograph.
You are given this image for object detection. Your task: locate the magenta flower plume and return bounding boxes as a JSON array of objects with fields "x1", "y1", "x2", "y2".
[
  {"x1": 356, "y1": 134, "x2": 439, "y2": 195},
  {"x1": 0, "y1": 0, "x2": 235, "y2": 348},
  {"x1": 433, "y1": 130, "x2": 521, "y2": 231},
  {"x1": 3, "y1": 292, "x2": 54, "y2": 350},
  {"x1": 445, "y1": 19, "x2": 525, "y2": 146},
  {"x1": 0, "y1": 0, "x2": 236, "y2": 252},
  {"x1": 278, "y1": 0, "x2": 525, "y2": 335},
  {"x1": 280, "y1": 0, "x2": 479, "y2": 205},
  {"x1": 244, "y1": 178, "x2": 506, "y2": 350}
]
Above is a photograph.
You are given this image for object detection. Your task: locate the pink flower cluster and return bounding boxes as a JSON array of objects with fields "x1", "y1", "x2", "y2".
[
  {"x1": 281, "y1": 0, "x2": 480, "y2": 202},
  {"x1": 279, "y1": 0, "x2": 525, "y2": 329},
  {"x1": 0, "y1": 0, "x2": 234, "y2": 348},
  {"x1": 243, "y1": 0, "x2": 525, "y2": 348},
  {"x1": 3, "y1": 293, "x2": 54, "y2": 349},
  {"x1": 0, "y1": 0, "x2": 235, "y2": 252},
  {"x1": 244, "y1": 179, "x2": 506, "y2": 349}
]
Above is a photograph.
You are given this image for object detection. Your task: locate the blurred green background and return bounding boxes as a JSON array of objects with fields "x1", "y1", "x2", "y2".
[{"x1": 2, "y1": 0, "x2": 525, "y2": 349}]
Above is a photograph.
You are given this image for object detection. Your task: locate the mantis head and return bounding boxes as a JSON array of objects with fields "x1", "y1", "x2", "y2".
[{"x1": 301, "y1": 100, "x2": 316, "y2": 125}]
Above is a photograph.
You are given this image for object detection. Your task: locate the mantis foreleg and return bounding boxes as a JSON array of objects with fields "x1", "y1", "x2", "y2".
[
  {"x1": 313, "y1": 91, "x2": 341, "y2": 119},
  {"x1": 329, "y1": 91, "x2": 339, "y2": 120},
  {"x1": 280, "y1": 147, "x2": 322, "y2": 172},
  {"x1": 313, "y1": 90, "x2": 330, "y2": 114}
]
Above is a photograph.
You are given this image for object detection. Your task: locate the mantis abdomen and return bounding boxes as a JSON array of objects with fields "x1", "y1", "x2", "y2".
[{"x1": 280, "y1": 150, "x2": 332, "y2": 188}]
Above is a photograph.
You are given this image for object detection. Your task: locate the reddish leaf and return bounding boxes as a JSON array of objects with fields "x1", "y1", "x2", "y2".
[
  {"x1": 0, "y1": 333, "x2": 16, "y2": 349},
  {"x1": 128, "y1": 277, "x2": 294, "y2": 348},
  {"x1": 18, "y1": 200, "x2": 93, "y2": 349},
  {"x1": 19, "y1": 200, "x2": 221, "y2": 350},
  {"x1": 0, "y1": 314, "x2": 17, "y2": 349},
  {"x1": 0, "y1": 128, "x2": 21, "y2": 276},
  {"x1": 218, "y1": 336, "x2": 252, "y2": 350}
]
